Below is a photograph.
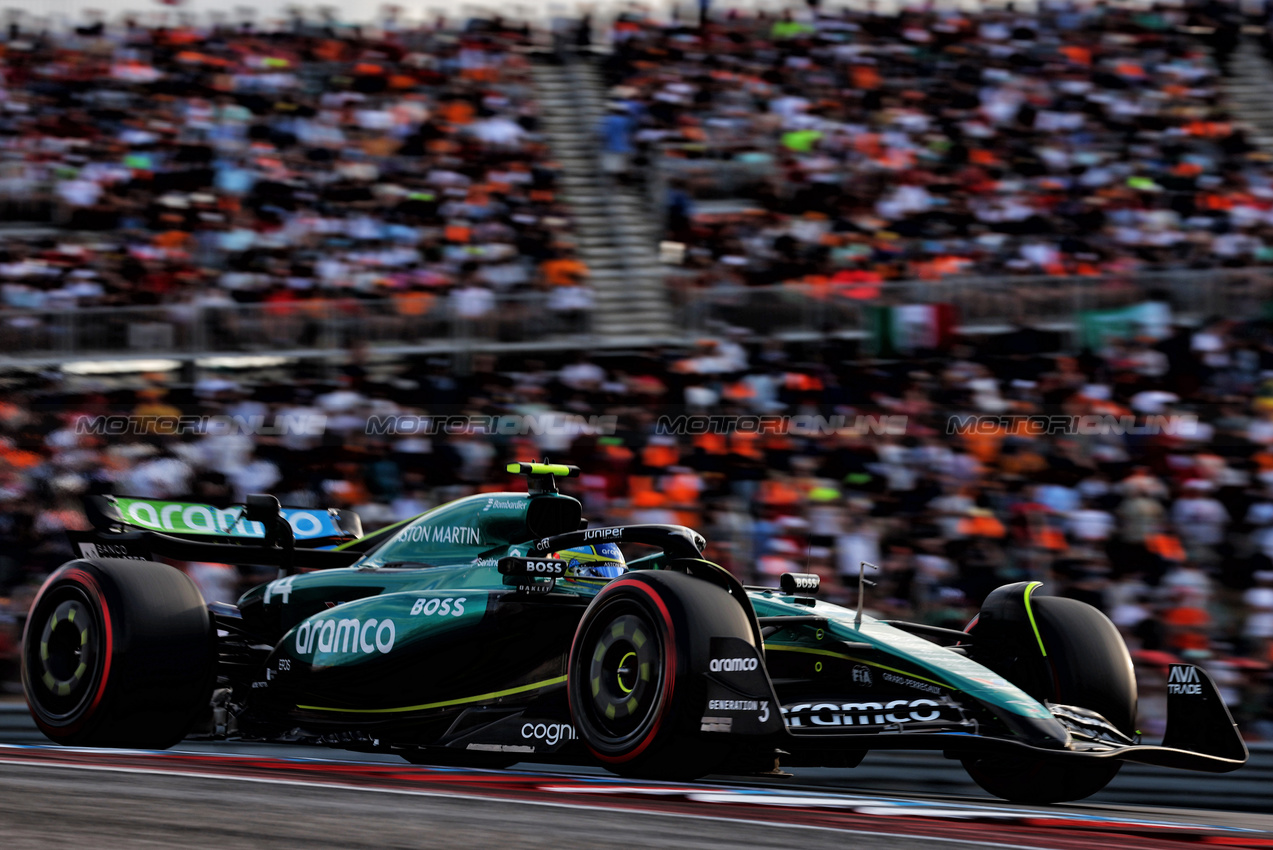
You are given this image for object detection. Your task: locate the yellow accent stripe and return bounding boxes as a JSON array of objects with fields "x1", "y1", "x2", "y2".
[
  {"x1": 1023, "y1": 581, "x2": 1047, "y2": 657},
  {"x1": 297, "y1": 676, "x2": 568, "y2": 714},
  {"x1": 763, "y1": 643, "x2": 955, "y2": 691},
  {"x1": 617, "y1": 652, "x2": 636, "y2": 694}
]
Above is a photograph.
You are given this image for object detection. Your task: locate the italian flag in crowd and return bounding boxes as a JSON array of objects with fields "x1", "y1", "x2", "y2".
[
  {"x1": 1078, "y1": 301, "x2": 1171, "y2": 349},
  {"x1": 867, "y1": 304, "x2": 957, "y2": 356}
]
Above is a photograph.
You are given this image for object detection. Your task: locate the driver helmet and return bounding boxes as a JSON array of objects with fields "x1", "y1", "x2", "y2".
[{"x1": 556, "y1": 542, "x2": 627, "y2": 579}]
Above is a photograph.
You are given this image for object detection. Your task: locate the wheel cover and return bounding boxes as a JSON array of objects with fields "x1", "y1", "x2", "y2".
[
  {"x1": 26, "y1": 587, "x2": 101, "y2": 721},
  {"x1": 578, "y1": 604, "x2": 664, "y2": 748}
]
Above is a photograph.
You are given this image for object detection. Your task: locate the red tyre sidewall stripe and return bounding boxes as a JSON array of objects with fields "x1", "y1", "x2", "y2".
[
  {"x1": 577, "y1": 577, "x2": 678, "y2": 766},
  {"x1": 959, "y1": 613, "x2": 979, "y2": 646},
  {"x1": 25, "y1": 565, "x2": 114, "y2": 737}
]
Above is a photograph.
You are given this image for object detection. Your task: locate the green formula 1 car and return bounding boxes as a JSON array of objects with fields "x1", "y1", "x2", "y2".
[{"x1": 21, "y1": 463, "x2": 1247, "y2": 803}]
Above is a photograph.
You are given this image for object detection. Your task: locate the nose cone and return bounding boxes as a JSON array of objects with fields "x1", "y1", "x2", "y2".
[{"x1": 992, "y1": 705, "x2": 1072, "y2": 750}]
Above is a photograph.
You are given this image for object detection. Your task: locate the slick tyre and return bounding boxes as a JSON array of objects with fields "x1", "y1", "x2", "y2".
[
  {"x1": 567, "y1": 570, "x2": 756, "y2": 780},
  {"x1": 22, "y1": 559, "x2": 214, "y2": 748},
  {"x1": 963, "y1": 593, "x2": 1137, "y2": 804}
]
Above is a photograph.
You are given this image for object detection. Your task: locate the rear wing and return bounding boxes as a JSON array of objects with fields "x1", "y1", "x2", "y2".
[
  {"x1": 84, "y1": 495, "x2": 362, "y2": 546},
  {"x1": 69, "y1": 494, "x2": 365, "y2": 574}
]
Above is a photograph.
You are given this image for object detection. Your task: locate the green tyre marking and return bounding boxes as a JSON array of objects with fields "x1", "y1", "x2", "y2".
[{"x1": 1023, "y1": 581, "x2": 1047, "y2": 657}]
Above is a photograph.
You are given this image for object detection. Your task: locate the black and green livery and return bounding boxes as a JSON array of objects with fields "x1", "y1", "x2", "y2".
[{"x1": 21, "y1": 463, "x2": 1248, "y2": 803}]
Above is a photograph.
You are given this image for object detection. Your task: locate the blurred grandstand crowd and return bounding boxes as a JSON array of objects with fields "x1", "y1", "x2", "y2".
[
  {"x1": 0, "y1": 11, "x2": 594, "y2": 337},
  {"x1": 1, "y1": 3, "x2": 1273, "y2": 744},
  {"x1": 603, "y1": 2, "x2": 1269, "y2": 294}
]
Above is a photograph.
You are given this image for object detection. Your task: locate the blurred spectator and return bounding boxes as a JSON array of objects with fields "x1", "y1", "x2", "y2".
[
  {"x1": 0, "y1": 14, "x2": 593, "y2": 347},
  {"x1": 605, "y1": 5, "x2": 1273, "y2": 295}
]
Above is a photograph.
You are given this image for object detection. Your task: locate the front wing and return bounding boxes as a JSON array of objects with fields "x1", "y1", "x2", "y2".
[{"x1": 703, "y1": 657, "x2": 1247, "y2": 773}]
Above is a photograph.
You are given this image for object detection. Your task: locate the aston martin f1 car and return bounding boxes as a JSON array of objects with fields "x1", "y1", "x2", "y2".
[{"x1": 22, "y1": 463, "x2": 1247, "y2": 803}]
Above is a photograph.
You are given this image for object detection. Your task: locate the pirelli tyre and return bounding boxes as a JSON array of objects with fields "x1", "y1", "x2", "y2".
[
  {"x1": 962, "y1": 586, "x2": 1137, "y2": 804},
  {"x1": 567, "y1": 570, "x2": 756, "y2": 780},
  {"x1": 21, "y1": 558, "x2": 214, "y2": 748}
]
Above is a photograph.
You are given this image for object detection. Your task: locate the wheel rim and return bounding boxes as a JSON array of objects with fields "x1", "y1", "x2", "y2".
[
  {"x1": 25, "y1": 587, "x2": 101, "y2": 722},
  {"x1": 578, "y1": 603, "x2": 664, "y2": 747}
]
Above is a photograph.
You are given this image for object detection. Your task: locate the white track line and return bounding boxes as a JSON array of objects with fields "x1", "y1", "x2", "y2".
[{"x1": 0, "y1": 755, "x2": 1060, "y2": 850}]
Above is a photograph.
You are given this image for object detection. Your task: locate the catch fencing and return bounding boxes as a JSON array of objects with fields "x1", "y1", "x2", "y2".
[
  {"x1": 2, "y1": 268, "x2": 1271, "y2": 361},
  {"x1": 0, "y1": 291, "x2": 584, "y2": 360},
  {"x1": 672, "y1": 267, "x2": 1273, "y2": 340}
]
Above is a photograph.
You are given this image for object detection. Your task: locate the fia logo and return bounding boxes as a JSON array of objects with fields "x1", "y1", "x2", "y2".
[
  {"x1": 1167, "y1": 665, "x2": 1202, "y2": 695},
  {"x1": 852, "y1": 665, "x2": 873, "y2": 687}
]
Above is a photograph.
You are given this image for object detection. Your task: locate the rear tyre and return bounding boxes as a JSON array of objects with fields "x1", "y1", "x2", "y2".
[
  {"x1": 567, "y1": 570, "x2": 756, "y2": 780},
  {"x1": 962, "y1": 592, "x2": 1136, "y2": 804},
  {"x1": 22, "y1": 559, "x2": 214, "y2": 748}
]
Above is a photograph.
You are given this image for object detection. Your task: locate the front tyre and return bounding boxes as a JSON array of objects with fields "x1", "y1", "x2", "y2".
[
  {"x1": 22, "y1": 559, "x2": 213, "y2": 748},
  {"x1": 962, "y1": 591, "x2": 1136, "y2": 804},
  {"x1": 567, "y1": 570, "x2": 755, "y2": 780},
  {"x1": 961, "y1": 750, "x2": 1122, "y2": 806}
]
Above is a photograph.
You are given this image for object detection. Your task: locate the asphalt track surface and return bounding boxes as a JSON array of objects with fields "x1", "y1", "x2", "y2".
[{"x1": 1, "y1": 739, "x2": 1271, "y2": 850}]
